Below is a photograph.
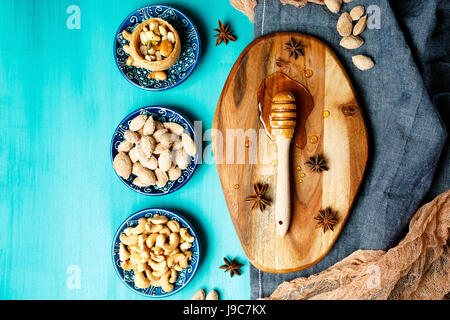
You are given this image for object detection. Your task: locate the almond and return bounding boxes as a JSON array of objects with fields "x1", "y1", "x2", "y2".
[
  {"x1": 324, "y1": 0, "x2": 342, "y2": 13},
  {"x1": 350, "y1": 5, "x2": 365, "y2": 21},
  {"x1": 340, "y1": 35, "x2": 364, "y2": 49},
  {"x1": 337, "y1": 12, "x2": 353, "y2": 37},
  {"x1": 124, "y1": 130, "x2": 140, "y2": 144},
  {"x1": 155, "y1": 168, "x2": 168, "y2": 189},
  {"x1": 174, "y1": 148, "x2": 190, "y2": 170},
  {"x1": 118, "y1": 140, "x2": 134, "y2": 153},
  {"x1": 129, "y1": 114, "x2": 148, "y2": 131},
  {"x1": 352, "y1": 55, "x2": 374, "y2": 70},
  {"x1": 159, "y1": 132, "x2": 176, "y2": 147},
  {"x1": 140, "y1": 135, "x2": 156, "y2": 158},
  {"x1": 181, "y1": 133, "x2": 197, "y2": 156},
  {"x1": 163, "y1": 122, "x2": 185, "y2": 135},
  {"x1": 113, "y1": 152, "x2": 132, "y2": 179},
  {"x1": 353, "y1": 14, "x2": 367, "y2": 36},
  {"x1": 140, "y1": 156, "x2": 158, "y2": 170},
  {"x1": 153, "y1": 128, "x2": 169, "y2": 143},
  {"x1": 158, "y1": 150, "x2": 173, "y2": 172},
  {"x1": 168, "y1": 166, "x2": 182, "y2": 181},
  {"x1": 143, "y1": 116, "x2": 156, "y2": 136},
  {"x1": 128, "y1": 146, "x2": 140, "y2": 163}
]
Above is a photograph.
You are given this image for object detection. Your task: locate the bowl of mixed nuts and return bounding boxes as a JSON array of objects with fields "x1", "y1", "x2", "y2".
[
  {"x1": 114, "y1": 5, "x2": 201, "y2": 90},
  {"x1": 112, "y1": 208, "x2": 200, "y2": 297},
  {"x1": 111, "y1": 106, "x2": 198, "y2": 196}
]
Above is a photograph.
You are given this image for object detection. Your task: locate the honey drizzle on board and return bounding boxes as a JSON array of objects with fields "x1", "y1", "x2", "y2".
[{"x1": 257, "y1": 72, "x2": 314, "y2": 150}]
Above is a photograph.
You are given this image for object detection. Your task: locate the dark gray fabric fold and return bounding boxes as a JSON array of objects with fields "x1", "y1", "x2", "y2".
[{"x1": 250, "y1": 0, "x2": 449, "y2": 299}]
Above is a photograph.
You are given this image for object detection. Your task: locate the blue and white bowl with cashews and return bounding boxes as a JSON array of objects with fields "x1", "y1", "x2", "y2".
[{"x1": 112, "y1": 208, "x2": 200, "y2": 298}]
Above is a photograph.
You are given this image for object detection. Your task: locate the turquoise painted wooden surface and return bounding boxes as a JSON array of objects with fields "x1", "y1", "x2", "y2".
[{"x1": 0, "y1": 0, "x2": 253, "y2": 299}]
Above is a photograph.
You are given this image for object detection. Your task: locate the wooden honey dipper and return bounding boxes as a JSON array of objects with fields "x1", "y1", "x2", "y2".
[{"x1": 270, "y1": 91, "x2": 297, "y2": 237}]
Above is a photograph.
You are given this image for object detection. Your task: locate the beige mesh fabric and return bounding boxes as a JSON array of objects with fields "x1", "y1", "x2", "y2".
[
  {"x1": 263, "y1": 190, "x2": 450, "y2": 300},
  {"x1": 230, "y1": 0, "x2": 324, "y2": 22}
]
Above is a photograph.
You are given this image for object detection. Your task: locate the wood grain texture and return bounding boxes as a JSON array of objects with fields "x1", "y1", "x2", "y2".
[{"x1": 213, "y1": 32, "x2": 368, "y2": 273}]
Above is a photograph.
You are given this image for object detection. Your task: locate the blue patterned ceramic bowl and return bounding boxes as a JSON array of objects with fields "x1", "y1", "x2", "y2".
[
  {"x1": 114, "y1": 5, "x2": 201, "y2": 90},
  {"x1": 112, "y1": 208, "x2": 200, "y2": 298},
  {"x1": 111, "y1": 106, "x2": 198, "y2": 195}
]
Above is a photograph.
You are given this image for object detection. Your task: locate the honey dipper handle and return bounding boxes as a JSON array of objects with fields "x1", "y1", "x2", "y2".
[{"x1": 275, "y1": 135, "x2": 291, "y2": 237}]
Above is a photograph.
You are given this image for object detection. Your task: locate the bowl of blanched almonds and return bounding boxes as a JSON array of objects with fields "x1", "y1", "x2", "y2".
[{"x1": 111, "y1": 106, "x2": 198, "y2": 195}]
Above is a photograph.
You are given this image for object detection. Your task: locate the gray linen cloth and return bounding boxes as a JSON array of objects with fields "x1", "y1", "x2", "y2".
[{"x1": 250, "y1": 0, "x2": 450, "y2": 299}]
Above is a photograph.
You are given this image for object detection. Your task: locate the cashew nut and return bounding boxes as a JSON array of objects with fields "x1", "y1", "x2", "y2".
[
  {"x1": 119, "y1": 233, "x2": 138, "y2": 246},
  {"x1": 167, "y1": 220, "x2": 180, "y2": 233},
  {"x1": 162, "y1": 233, "x2": 180, "y2": 252},
  {"x1": 132, "y1": 218, "x2": 148, "y2": 235},
  {"x1": 180, "y1": 242, "x2": 192, "y2": 252},
  {"x1": 121, "y1": 260, "x2": 135, "y2": 271},
  {"x1": 153, "y1": 271, "x2": 173, "y2": 293},
  {"x1": 150, "y1": 214, "x2": 169, "y2": 225},
  {"x1": 119, "y1": 243, "x2": 130, "y2": 261},
  {"x1": 134, "y1": 271, "x2": 151, "y2": 289},
  {"x1": 180, "y1": 228, "x2": 195, "y2": 243},
  {"x1": 145, "y1": 233, "x2": 158, "y2": 248},
  {"x1": 167, "y1": 252, "x2": 185, "y2": 268},
  {"x1": 169, "y1": 269, "x2": 178, "y2": 284},
  {"x1": 159, "y1": 226, "x2": 171, "y2": 236},
  {"x1": 118, "y1": 212, "x2": 195, "y2": 291},
  {"x1": 154, "y1": 234, "x2": 166, "y2": 249},
  {"x1": 149, "y1": 224, "x2": 163, "y2": 233}
]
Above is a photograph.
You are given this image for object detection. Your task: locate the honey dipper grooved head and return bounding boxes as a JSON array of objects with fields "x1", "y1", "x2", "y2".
[{"x1": 270, "y1": 91, "x2": 297, "y2": 138}]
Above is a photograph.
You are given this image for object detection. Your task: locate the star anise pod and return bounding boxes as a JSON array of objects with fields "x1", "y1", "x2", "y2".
[
  {"x1": 305, "y1": 155, "x2": 328, "y2": 173},
  {"x1": 219, "y1": 257, "x2": 244, "y2": 277},
  {"x1": 213, "y1": 20, "x2": 236, "y2": 46},
  {"x1": 315, "y1": 208, "x2": 338, "y2": 232},
  {"x1": 284, "y1": 38, "x2": 306, "y2": 59},
  {"x1": 245, "y1": 184, "x2": 272, "y2": 212}
]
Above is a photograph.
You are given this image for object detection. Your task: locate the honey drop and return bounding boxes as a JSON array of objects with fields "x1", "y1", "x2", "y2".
[
  {"x1": 309, "y1": 135, "x2": 319, "y2": 144},
  {"x1": 234, "y1": 184, "x2": 240, "y2": 190},
  {"x1": 300, "y1": 173, "x2": 306, "y2": 178},
  {"x1": 323, "y1": 110, "x2": 330, "y2": 118},
  {"x1": 304, "y1": 69, "x2": 313, "y2": 78}
]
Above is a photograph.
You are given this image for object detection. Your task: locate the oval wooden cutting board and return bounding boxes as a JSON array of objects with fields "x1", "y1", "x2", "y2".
[{"x1": 212, "y1": 32, "x2": 368, "y2": 273}]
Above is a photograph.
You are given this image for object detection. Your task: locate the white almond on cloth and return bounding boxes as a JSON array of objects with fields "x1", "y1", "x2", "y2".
[
  {"x1": 129, "y1": 114, "x2": 148, "y2": 131},
  {"x1": 324, "y1": 0, "x2": 342, "y2": 13},
  {"x1": 340, "y1": 35, "x2": 364, "y2": 49},
  {"x1": 353, "y1": 15, "x2": 367, "y2": 36},
  {"x1": 350, "y1": 5, "x2": 365, "y2": 21},
  {"x1": 181, "y1": 133, "x2": 197, "y2": 156},
  {"x1": 337, "y1": 12, "x2": 353, "y2": 37},
  {"x1": 113, "y1": 152, "x2": 132, "y2": 179},
  {"x1": 352, "y1": 55, "x2": 375, "y2": 70}
]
